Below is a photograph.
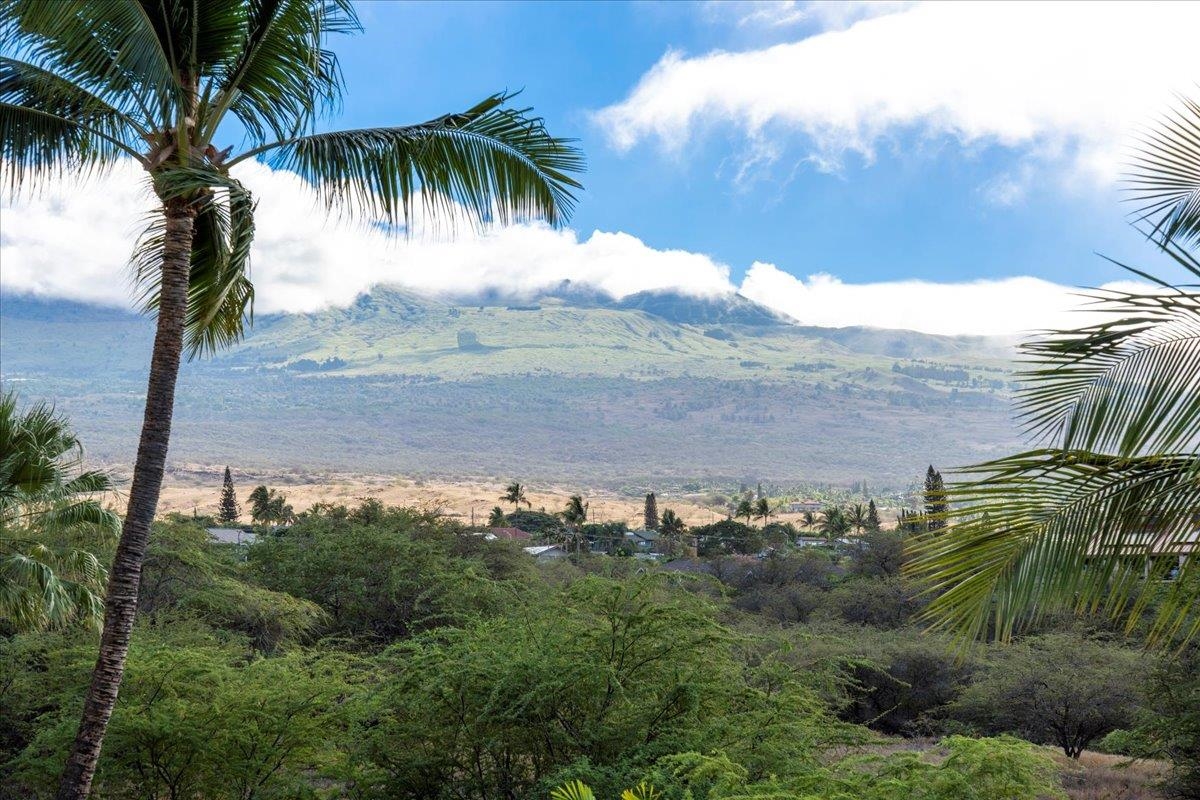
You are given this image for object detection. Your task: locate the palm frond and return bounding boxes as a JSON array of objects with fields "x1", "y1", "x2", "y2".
[
  {"x1": 204, "y1": 0, "x2": 358, "y2": 144},
  {"x1": 1015, "y1": 268, "x2": 1200, "y2": 457},
  {"x1": 231, "y1": 92, "x2": 585, "y2": 229},
  {"x1": 0, "y1": 0, "x2": 177, "y2": 126},
  {"x1": 1127, "y1": 94, "x2": 1200, "y2": 250},
  {"x1": 907, "y1": 449, "x2": 1200, "y2": 645},
  {"x1": 133, "y1": 166, "x2": 257, "y2": 358}
]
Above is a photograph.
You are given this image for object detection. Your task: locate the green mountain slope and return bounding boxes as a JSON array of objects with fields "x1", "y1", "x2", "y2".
[{"x1": 0, "y1": 288, "x2": 1022, "y2": 486}]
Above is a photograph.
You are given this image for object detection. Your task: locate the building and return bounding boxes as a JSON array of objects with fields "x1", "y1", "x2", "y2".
[
  {"x1": 1089, "y1": 528, "x2": 1199, "y2": 579},
  {"x1": 624, "y1": 529, "x2": 661, "y2": 552},
  {"x1": 523, "y1": 544, "x2": 568, "y2": 562},
  {"x1": 205, "y1": 527, "x2": 258, "y2": 546},
  {"x1": 786, "y1": 500, "x2": 823, "y2": 514},
  {"x1": 485, "y1": 527, "x2": 532, "y2": 542}
]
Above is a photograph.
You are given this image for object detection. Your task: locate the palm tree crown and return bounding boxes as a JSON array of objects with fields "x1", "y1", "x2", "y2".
[{"x1": 2, "y1": 0, "x2": 584, "y2": 354}]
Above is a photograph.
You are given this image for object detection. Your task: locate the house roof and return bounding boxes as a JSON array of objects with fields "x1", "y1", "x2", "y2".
[
  {"x1": 489, "y1": 527, "x2": 532, "y2": 540},
  {"x1": 206, "y1": 527, "x2": 257, "y2": 545},
  {"x1": 523, "y1": 545, "x2": 563, "y2": 556}
]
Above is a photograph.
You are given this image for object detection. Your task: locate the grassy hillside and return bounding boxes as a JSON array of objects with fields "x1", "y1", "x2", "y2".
[{"x1": 0, "y1": 288, "x2": 1022, "y2": 487}]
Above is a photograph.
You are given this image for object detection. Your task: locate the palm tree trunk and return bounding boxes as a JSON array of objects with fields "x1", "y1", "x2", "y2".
[{"x1": 56, "y1": 200, "x2": 195, "y2": 800}]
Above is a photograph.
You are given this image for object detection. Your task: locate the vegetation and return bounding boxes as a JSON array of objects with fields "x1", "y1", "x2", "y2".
[
  {"x1": 0, "y1": 394, "x2": 119, "y2": 633},
  {"x1": 908, "y1": 95, "x2": 1200, "y2": 645},
  {"x1": 216, "y1": 467, "x2": 238, "y2": 524}
]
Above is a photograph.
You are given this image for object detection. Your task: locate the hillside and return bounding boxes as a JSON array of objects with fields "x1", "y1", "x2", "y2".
[{"x1": 0, "y1": 288, "x2": 1022, "y2": 487}]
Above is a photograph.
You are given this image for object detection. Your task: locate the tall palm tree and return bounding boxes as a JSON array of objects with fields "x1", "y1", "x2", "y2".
[
  {"x1": 502, "y1": 482, "x2": 530, "y2": 511},
  {"x1": 1, "y1": 393, "x2": 120, "y2": 632},
  {"x1": 847, "y1": 503, "x2": 869, "y2": 534},
  {"x1": 907, "y1": 95, "x2": 1200, "y2": 646},
  {"x1": 1, "y1": 3, "x2": 583, "y2": 796},
  {"x1": 801, "y1": 510, "x2": 816, "y2": 531},
  {"x1": 754, "y1": 497, "x2": 773, "y2": 526}
]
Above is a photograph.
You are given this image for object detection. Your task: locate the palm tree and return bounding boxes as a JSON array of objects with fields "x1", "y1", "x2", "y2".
[
  {"x1": 659, "y1": 508, "x2": 686, "y2": 557},
  {"x1": 801, "y1": 510, "x2": 816, "y2": 531},
  {"x1": 1, "y1": 4, "x2": 583, "y2": 796},
  {"x1": 847, "y1": 503, "x2": 869, "y2": 534},
  {"x1": 502, "y1": 482, "x2": 530, "y2": 511},
  {"x1": 819, "y1": 506, "x2": 851, "y2": 541},
  {"x1": 735, "y1": 498, "x2": 754, "y2": 525},
  {"x1": 1, "y1": 393, "x2": 119, "y2": 632},
  {"x1": 907, "y1": 95, "x2": 1200, "y2": 646},
  {"x1": 563, "y1": 494, "x2": 588, "y2": 526},
  {"x1": 487, "y1": 506, "x2": 506, "y2": 528},
  {"x1": 754, "y1": 497, "x2": 773, "y2": 526}
]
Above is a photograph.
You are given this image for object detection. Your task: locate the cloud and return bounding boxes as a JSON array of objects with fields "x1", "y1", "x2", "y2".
[
  {"x1": 709, "y1": 1, "x2": 914, "y2": 32},
  {"x1": 0, "y1": 159, "x2": 736, "y2": 314},
  {"x1": 739, "y1": 262, "x2": 1140, "y2": 337},
  {"x1": 1, "y1": 158, "x2": 1139, "y2": 337},
  {"x1": 596, "y1": 2, "x2": 1199, "y2": 185}
]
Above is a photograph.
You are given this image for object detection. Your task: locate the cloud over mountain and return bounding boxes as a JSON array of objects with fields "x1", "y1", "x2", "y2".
[{"x1": 1, "y1": 158, "x2": 1134, "y2": 336}]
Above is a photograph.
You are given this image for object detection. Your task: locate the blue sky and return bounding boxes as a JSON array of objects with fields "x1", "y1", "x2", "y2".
[
  {"x1": 339, "y1": 1, "x2": 1177, "y2": 287},
  {"x1": 4, "y1": 1, "x2": 1197, "y2": 335}
]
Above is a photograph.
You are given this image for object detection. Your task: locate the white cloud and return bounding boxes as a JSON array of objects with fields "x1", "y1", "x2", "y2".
[
  {"x1": 0, "y1": 159, "x2": 735, "y2": 314},
  {"x1": 1, "y1": 158, "x2": 1138, "y2": 337},
  {"x1": 710, "y1": 1, "x2": 914, "y2": 32},
  {"x1": 596, "y1": 2, "x2": 1199, "y2": 185},
  {"x1": 739, "y1": 262, "x2": 1139, "y2": 337}
]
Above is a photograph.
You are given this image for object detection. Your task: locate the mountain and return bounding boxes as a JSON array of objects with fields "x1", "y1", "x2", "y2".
[{"x1": 0, "y1": 287, "x2": 1021, "y2": 487}]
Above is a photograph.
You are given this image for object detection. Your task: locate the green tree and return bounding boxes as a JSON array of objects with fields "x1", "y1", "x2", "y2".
[
  {"x1": 643, "y1": 492, "x2": 659, "y2": 531},
  {"x1": 801, "y1": 510, "x2": 816, "y2": 530},
  {"x1": 487, "y1": 506, "x2": 506, "y2": 527},
  {"x1": 866, "y1": 499, "x2": 882, "y2": 532},
  {"x1": 658, "y1": 509, "x2": 686, "y2": 556},
  {"x1": 1, "y1": 2, "x2": 583, "y2": 792},
  {"x1": 923, "y1": 466, "x2": 947, "y2": 532},
  {"x1": 217, "y1": 466, "x2": 238, "y2": 524},
  {"x1": 907, "y1": 95, "x2": 1200, "y2": 645},
  {"x1": 735, "y1": 498, "x2": 754, "y2": 525},
  {"x1": 847, "y1": 503, "x2": 869, "y2": 534},
  {"x1": 753, "y1": 497, "x2": 773, "y2": 526},
  {"x1": 818, "y1": 506, "x2": 850, "y2": 540},
  {"x1": 502, "y1": 482, "x2": 530, "y2": 510},
  {"x1": 1, "y1": 393, "x2": 119, "y2": 632},
  {"x1": 950, "y1": 633, "x2": 1145, "y2": 758},
  {"x1": 564, "y1": 494, "x2": 588, "y2": 527}
]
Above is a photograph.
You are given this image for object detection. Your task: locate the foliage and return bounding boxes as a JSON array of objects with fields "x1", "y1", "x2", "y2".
[
  {"x1": 217, "y1": 466, "x2": 239, "y2": 524},
  {"x1": 247, "y1": 485, "x2": 292, "y2": 526},
  {"x1": 644, "y1": 492, "x2": 659, "y2": 531},
  {"x1": 502, "y1": 481, "x2": 530, "y2": 509},
  {"x1": 948, "y1": 633, "x2": 1145, "y2": 758},
  {"x1": 0, "y1": 392, "x2": 118, "y2": 632},
  {"x1": 850, "y1": 529, "x2": 906, "y2": 579},
  {"x1": 923, "y1": 466, "x2": 947, "y2": 532},
  {"x1": 692, "y1": 519, "x2": 763, "y2": 556},
  {"x1": 907, "y1": 95, "x2": 1200, "y2": 646}
]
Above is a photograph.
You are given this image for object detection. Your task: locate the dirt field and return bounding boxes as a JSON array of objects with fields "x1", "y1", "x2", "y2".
[{"x1": 149, "y1": 464, "x2": 771, "y2": 529}]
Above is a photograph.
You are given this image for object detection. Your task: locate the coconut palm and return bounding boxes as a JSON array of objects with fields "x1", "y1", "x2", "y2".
[
  {"x1": 735, "y1": 498, "x2": 754, "y2": 525},
  {"x1": 801, "y1": 510, "x2": 816, "y2": 530},
  {"x1": 819, "y1": 506, "x2": 851, "y2": 540},
  {"x1": 754, "y1": 497, "x2": 773, "y2": 526},
  {"x1": 502, "y1": 482, "x2": 530, "y2": 510},
  {"x1": 563, "y1": 494, "x2": 588, "y2": 526},
  {"x1": 487, "y1": 506, "x2": 506, "y2": 528},
  {"x1": 847, "y1": 503, "x2": 869, "y2": 534},
  {"x1": 659, "y1": 508, "x2": 686, "y2": 556},
  {"x1": 1, "y1": 393, "x2": 119, "y2": 632},
  {"x1": 907, "y1": 95, "x2": 1200, "y2": 646},
  {"x1": 1, "y1": 3, "x2": 583, "y2": 796}
]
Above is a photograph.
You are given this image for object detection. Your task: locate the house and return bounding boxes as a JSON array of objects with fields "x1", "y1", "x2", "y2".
[
  {"x1": 1088, "y1": 528, "x2": 1199, "y2": 579},
  {"x1": 523, "y1": 544, "x2": 567, "y2": 562},
  {"x1": 206, "y1": 527, "x2": 257, "y2": 546},
  {"x1": 485, "y1": 527, "x2": 532, "y2": 542},
  {"x1": 624, "y1": 529, "x2": 661, "y2": 551},
  {"x1": 786, "y1": 500, "x2": 823, "y2": 514}
]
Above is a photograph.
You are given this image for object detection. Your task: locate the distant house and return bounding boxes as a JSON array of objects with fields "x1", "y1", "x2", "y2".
[
  {"x1": 625, "y1": 529, "x2": 661, "y2": 552},
  {"x1": 1089, "y1": 528, "x2": 1199, "y2": 579},
  {"x1": 523, "y1": 544, "x2": 567, "y2": 562},
  {"x1": 786, "y1": 500, "x2": 822, "y2": 514},
  {"x1": 206, "y1": 527, "x2": 257, "y2": 546},
  {"x1": 486, "y1": 527, "x2": 532, "y2": 542}
]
